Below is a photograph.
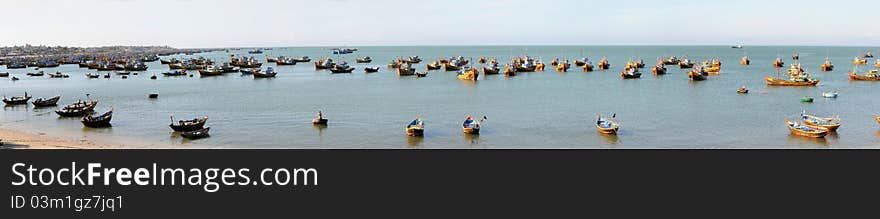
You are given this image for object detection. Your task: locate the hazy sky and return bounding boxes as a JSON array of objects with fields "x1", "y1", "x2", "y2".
[{"x1": 3, "y1": 0, "x2": 878, "y2": 48}]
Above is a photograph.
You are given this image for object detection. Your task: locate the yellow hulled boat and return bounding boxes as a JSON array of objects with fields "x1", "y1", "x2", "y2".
[
  {"x1": 848, "y1": 69, "x2": 880, "y2": 81},
  {"x1": 785, "y1": 120, "x2": 829, "y2": 138}
]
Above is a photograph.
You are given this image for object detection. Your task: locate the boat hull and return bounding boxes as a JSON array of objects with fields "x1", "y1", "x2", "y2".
[
  {"x1": 406, "y1": 127, "x2": 424, "y2": 137},
  {"x1": 848, "y1": 72, "x2": 880, "y2": 81},
  {"x1": 765, "y1": 76, "x2": 819, "y2": 86}
]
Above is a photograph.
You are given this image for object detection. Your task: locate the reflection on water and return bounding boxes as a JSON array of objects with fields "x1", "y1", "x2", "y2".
[
  {"x1": 599, "y1": 134, "x2": 619, "y2": 145},
  {"x1": 463, "y1": 133, "x2": 480, "y2": 145},
  {"x1": 313, "y1": 124, "x2": 328, "y2": 136},
  {"x1": 787, "y1": 134, "x2": 829, "y2": 147},
  {"x1": 406, "y1": 136, "x2": 423, "y2": 148}
]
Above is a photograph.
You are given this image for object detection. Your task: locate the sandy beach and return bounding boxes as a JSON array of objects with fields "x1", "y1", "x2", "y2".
[{"x1": 0, "y1": 128, "x2": 112, "y2": 149}]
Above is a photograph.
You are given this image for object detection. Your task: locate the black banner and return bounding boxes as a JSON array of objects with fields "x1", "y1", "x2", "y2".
[{"x1": 2, "y1": 150, "x2": 879, "y2": 218}]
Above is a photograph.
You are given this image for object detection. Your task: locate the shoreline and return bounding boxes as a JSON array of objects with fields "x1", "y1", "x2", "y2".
[{"x1": 0, "y1": 128, "x2": 112, "y2": 149}]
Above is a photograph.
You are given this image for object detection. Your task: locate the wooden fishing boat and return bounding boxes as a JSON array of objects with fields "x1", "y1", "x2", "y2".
[
  {"x1": 634, "y1": 59, "x2": 646, "y2": 68},
  {"x1": 266, "y1": 56, "x2": 278, "y2": 63},
  {"x1": 550, "y1": 58, "x2": 559, "y2": 66},
  {"x1": 416, "y1": 71, "x2": 428, "y2": 77},
  {"x1": 397, "y1": 63, "x2": 416, "y2": 76},
  {"x1": 661, "y1": 56, "x2": 680, "y2": 65},
  {"x1": 293, "y1": 56, "x2": 311, "y2": 63},
  {"x1": 582, "y1": 62, "x2": 594, "y2": 72},
  {"x1": 444, "y1": 62, "x2": 463, "y2": 71},
  {"x1": 85, "y1": 73, "x2": 101, "y2": 78},
  {"x1": 248, "y1": 49, "x2": 263, "y2": 54},
  {"x1": 32, "y1": 96, "x2": 60, "y2": 107},
  {"x1": 765, "y1": 76, "x2": 819, "y2": 86},
  {"x1": 402, "y1": 56, "x2": 422, "y2": 64},
  {"x1": 652, "y1": 64, "x2": 666, "y2": 75},
  {"x1": 478, "y1": 57, "x2": 487, "y2": 64},
  {"x1": 792, "y1": 53, "x2": 799, "y2": 60},
  {"x1": 773, "y1": 58, "x2": 785, "y2": 68},
  {"x1": 801, "y1": 112, "x2": 841, "y2": 132},
  {"x1": 848, "y1": 70, "x2": 880, "y2": 81},
  {"x1": 852, "y1": 58, "x2": 867, "y2": 65},
  {"x1": 875, "y1": 59, "x2": 880, "y2": 68},
  {"x1": 329, "y1": 65, "x2": 355, "y2": 73},
  {"x1": 555, "y1": 61, "x2": 570, "y2": 72},
  {"x1": 103, "y1": 73, "x2": 111, "y2": 78},
  {"x1": 514, "y1": 64, "x2": 536, "y2": 72},
  {"x1": 620, "y1": 68, "x2": 641, "y2": 79},
  {"x1": 163, "y1": 70, "x2": 187, "y2": 76},
  {"x1": 820, "y1": 57, "x2": 834, "y2": 71},
  {"x1": 740, "y1": 56, "x2": 750, "y2": 65},
  {"x1": 275, "y1": 58, "x2": 297, "y2": 65},
  {"x1": 124, "y1": 63, "x2": 148, "y2": 71},
  {"x1": 48, "y1": 72, "x2": 70, "y2": 78},
  {"x1": 239, "y1": 68, "x2": 260, "y2": 75},
  {"x1": 149, "y1": 93, "x2": 159, "y2": 98},
  {"x1": 574, "y1": 58, "x2": 589, "y2": 67},
  {"x1": 181, "y1": 127, "x2": 210, "y2": 139},
  {"x1": 704, "y1": 65, "x2": 721, "y2": 74},
  {"x1": 198, "y1": 66, "x2": 224, "y2": 76},
  {"x1": 406, "y1": 118, "x2": 424, "y2": 137},
  {"x1": 504, "y1": 64, "x2": 516, "y2": 76},
  {"x1": 26, "y1": 71, "x2": 45, "y2": 76},
  {"x1": 688, "y1": 68, "x2": 708, "y2": 81},
  {"x1": 364, "y1": 67, "x2": 380, "y2": 73},
  {"x1": 314, "y1": 58, "x2": 335, "y2": 70},
  {"x1": 457, "y1": 68, "x2": 479, "y2": 81},
  {"x1": 678, "y1": 59, "x2": 695, "y2": 69},
  {"x1": 596, "y1": 114, "x2": 620, "y2": 135},
  {"x1": 426, "y1": 61, "x2": 442, "y2": 70},
  {"x1": 737, "y1": 87, "x2": 749, "y2": 94},
  {"x1": 462, "y1": 115, "x2": 484, "y2": 134},
  {"x1": 160, "y1": 58, "x2": 181, "y2": 64},
  {"x1": 0, "y1": 72, "x2": 8, "y2": 77},
  {"x1": 863, "y1": 52, "x2": 874, "y2": 58},
  {"x1": 388, "y1": 60, "x2": 401, "y2": 69},
  {"x1": 875, "y1": 114, "x2": 880, "y2": 125},
  {"x1": 81, "y1": 108, "x2": 113, "y2": 128},
  {"x1": 170, "y1": 116, "x2": 208, "y2": 132},
  {"x1": 253, "y1": 67, "x2": 278, "y2": 78},
  {"x1": 785, "y1": 120, "x2": 828, "y2": 138},
  {"x1": 55, "y1": 100, "x2": 98, "y2": 117},
  {"x1": 482, "y1": 65, "x2": 500, "y2": 75},
  {"x1": 822, "y1": 91, "x2": 838, "y2": 98},
  {"x1": 3, "y1": 93, "x2": 31, "y2": 105},
  {"x1": 800, "y1": 96, "x2": 814, "y2": 103},
  {"x1": 312, "y1": 111, "x2": 328, "y2": 125},
  {"x1": 356, "y1": 56, "x2": 372, "y2": 63},
  {"x1": 168, "y1": 63, "x2": 186, "y2": 69}
]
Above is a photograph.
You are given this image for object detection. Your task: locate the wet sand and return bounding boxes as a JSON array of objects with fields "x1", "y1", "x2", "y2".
[{"x1": 0, "y1": 128, "x2": 112, "y2": 149}]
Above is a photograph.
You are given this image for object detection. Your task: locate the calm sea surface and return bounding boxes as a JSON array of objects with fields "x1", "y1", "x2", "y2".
[{"x1": 2, "y1": 46, "x2": 880, "y2": 148}]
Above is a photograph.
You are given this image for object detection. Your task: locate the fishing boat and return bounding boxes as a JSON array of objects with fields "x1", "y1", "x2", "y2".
[
  {"x1": 504, "y1": 64, "x2": 516, "y2": 76},
  {"x1": 55, "y1": 100, "x2": 98, "y2": 117},
  {"x1": 293, "y1": 56, "x2": 311, "y2": 63},
  {"x1": 852, "y1": 57, "x2": 867, "y2": 65},
  {"x1": 3, "y1": 93, "x2": 31, "y2": 105},
  {"x1": 416, "y1": 71, "x2": 428, "y2": 77},
  {"x1": 6, "y1": 63, "x2": 27, "y2": 69},
  {"x1": 11, "y1": 76, "x2": 19, "y2": 81},
  {"x1": 863, "y1": 51, "x2": 874, "y2": 58},
  {"x1": 737, "y1": 86, "x2": 749, "y2": 94},
  {"x1": 620, "y1": 68, "x2": 641, "y2": 79},
  {"x1": 574, "y1": 58, "x2": 590, "y2": 67},
  {"x1": 253, "y1": 67, "x2": 277, "y2": 78},
  {"x1": 170, "y1": 115, "x2": 208, "y2": 132},
  {"x1": 124, "y1": 62, "x2": 148, "y2": 71},
  {"x1": 312, "y1": 111, "x2": 328, "y2": 125},
  {"x1": 652, "y1": 64, "x2": 667, "y2": 75},
  {"x1": 26, "y1": 71, "x2": 45, "y2": 76},
  {"x1": 32, "y1": 96, "x2": 61, "y2": 107},
  {"x1": 266, "y1": 56, "x2": 278, "y2": 63},
  {"x1": 478, "y1": 57, "x2": 487, "y2": 64},
  {"x1": 785, "y1": 120, "x2": 828, "y2": 138},
  {"x1": 168, "y1": 63, "x2": 186, "y2": 69},
  {"x1": 402, "y1": 56, "x2": 422, "y2": 64},
  {"x1": 732, "y1": 43, "x2": 743, "y2": 49},
  {"x1": 597, "y1": 57, "x2": 611, "y2": 70},
  {"x1": 48, "y1": 71, "x2": 70, "y2": 78},
  {"x1": 457, "y1": 68, "x2": 479, "y2": 81},
  {"x1": 240, "y1": 68, "x2": 260, "y2": 74},
  {"x1": 248, "y1": 49, "x2": 263, "y2": 54},
  {"x1": 37, "y1": 60, "x2": 60, "y2": 68},
  {"x1": 85, "y1": 73, "x2": 101, "y2": 78},
  {"x1": 703, "y1": 63, "x2": 721, "y2": 74},
  {"x1": 444, "y1": 59, "x2": 465, "y2": 71},
  {"x1": 766, "y1": 69, "x2": 819, "y2": 86},
  {"x1": 198, "y1": 65, "x2": 224, "y2": 76},
  {"x1": 81, "y1": 108, "x2": 113, "y2": 128},
  {"x1": 633, "y1": 59, "x2": 646, "y2": 68},
  {"x1": 875, "y1": 114, "x2": 880, "y2": 126},
  {"x1": 688, "y1": 67, "x2": 708, "y2": 81},
  {"x1": 596, "y1": 114, "x2": 620, "y2": 135},
  {"x1": 514, "y1": 58, "x2": 538, "y2": 72},
  {"x1": 397, "y1": 62, "x2": 416, "y2": 76},
  {"x1": 550, "y1": 58, "x2": 559, "y2": 66},
  {"x1": 740, "y1": 56, "x2": 751, "y2": 65},
  {"x1": 661, "y1": 56, "x2": 680, "y2": 65},
  {"x1": 355, "y1": 56, "x2": 373, "y2": 63},
  {"x1": 275, "y1": 57, "x2": 297, "y2": 65},
  {"x1": 115, "y1": 70, "x2": 131, "y2": 75},
  {"x1": 792, "y1": 52, "x2": 800, "y2": 60},
  {"x1": 314, "y1": 58, "x2": 335, "y2": 70},
  {"x1": 462, "y1": 115, "x2": 485, "y2": 134},
  {"x1": 406, "y1": 117, "x2": 424, "y2": 137},
  {"x1": 848, "y1": 69, "x2": 880, "y2": 81},
  {"x1": 800, "y1": 96, "x2": 814, "y2": 103},
  {"x1": 149, "y1": 93, "x2": 159, "y2": 98},
  {"x1": 773, "y1": 58, "x2": 785, "y2": 68},
  {"x1": 678, "y1": 59, "x2": 694, "y2": 69},
  {"x1": 482, "y1": 63, "x2": 500, "y2": 75},
  {"x1": 820, "y1": 57, "x2": 834, "y2": 71},
  {"x1": 103, "y1": 73, "x2": 111, "y2": 78},
  {"x1": 555, "y1": 60, "x2": 571, "y2": 72},
  {"x1": 162, "y1": 70, "x2": 188, "y2": 76},
  {"x1": 364, "y1": 67, "x2": 380, "y2": 73},
  {"x1": 822, "y1": 91, "x2": 838, "y2": 98},
  {"x1": 426, "y1": 61, "x2": 442, "y2": 70},
  {"x1": 329, "y1": 62, "x2": 355, "y2": 73},
  {"x1": 0, "y1": 72, "x2": 8, "y2": 77},
  {"x1": 875, "y1": 59, "x2": 880, "y2": 68},
  {"x1": 181, "y1": 127, "x2": 210, "y2": 139}
]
